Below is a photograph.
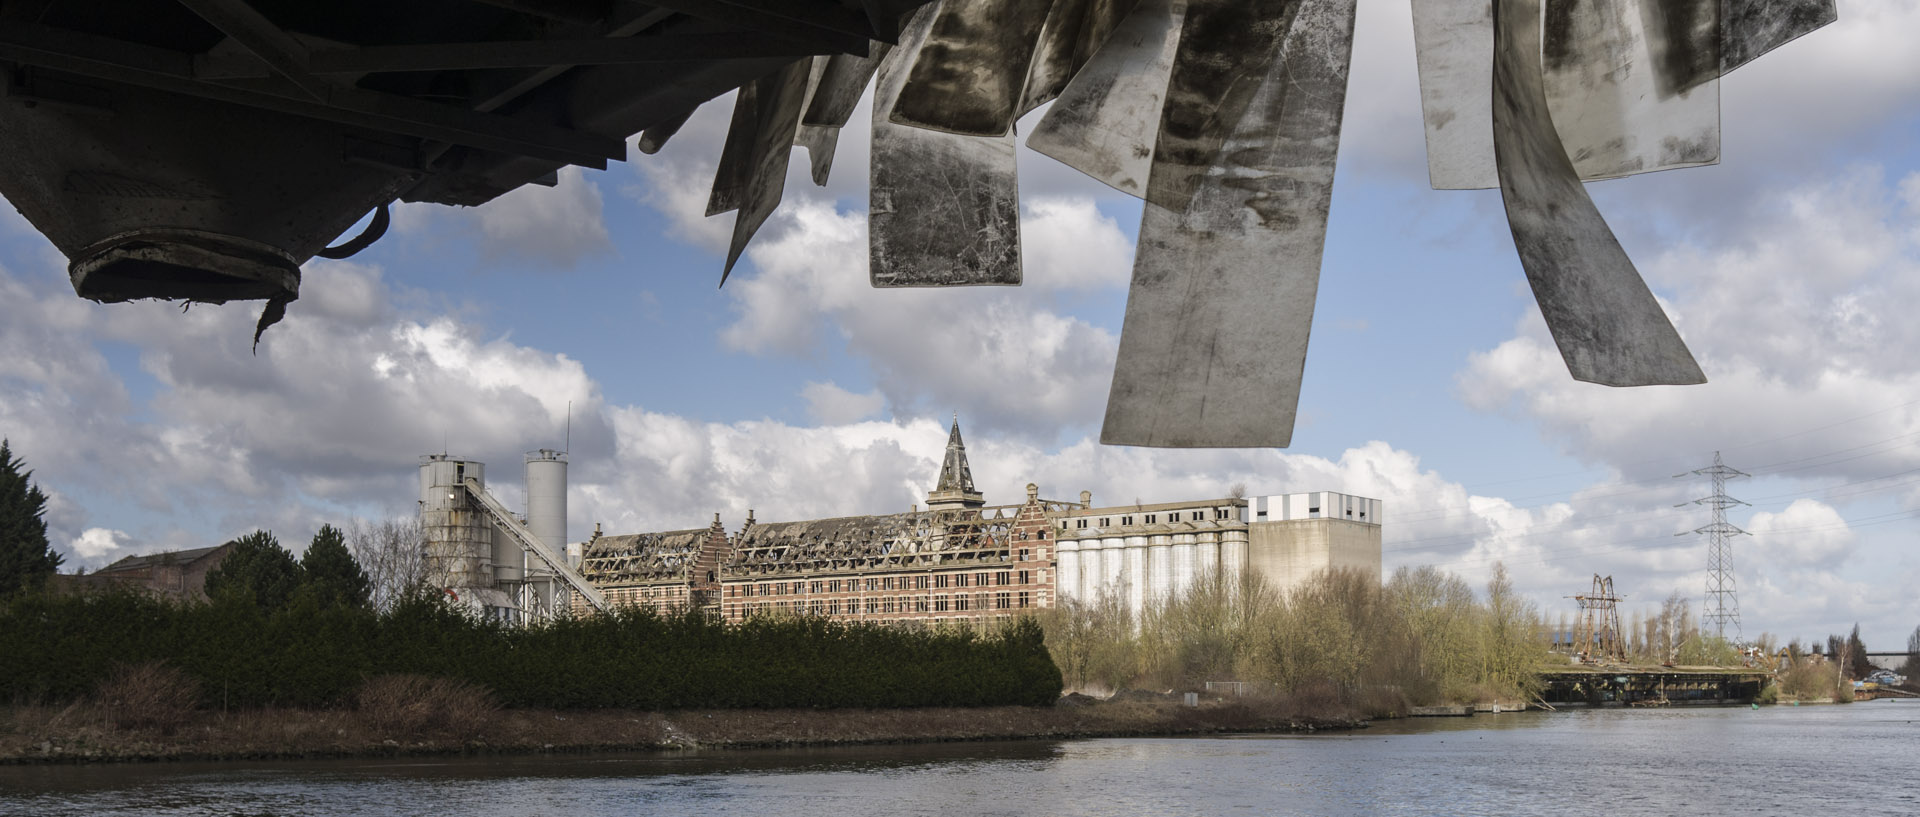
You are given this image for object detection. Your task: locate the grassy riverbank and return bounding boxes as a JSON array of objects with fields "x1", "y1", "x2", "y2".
[{"x1": 1, "y1": 695, "x2": 1362, "y2": 765}]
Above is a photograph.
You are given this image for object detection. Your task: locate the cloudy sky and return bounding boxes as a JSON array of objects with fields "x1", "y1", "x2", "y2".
[{"x1": 4, "y1": 2, "x2": 1918, "y2": 648}]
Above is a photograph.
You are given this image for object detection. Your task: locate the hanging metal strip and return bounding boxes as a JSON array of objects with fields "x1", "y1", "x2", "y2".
[
  {"x1": 705, "y1": 80, "x2": 760, "y2": 215},
  {"x1": 1412, "y1": 0, "x2": 1720, "y2": 190},
  {"x1": 1018, "y1": 0, "x2": 1093, "y2": 118},
  {"x1": 803, "y1": 47, "x2": 892, "y2": 128},
  {"x1": 889, "y1": 0, "x2": 1054, "y2": 136},
  {"x1": 1101, "y1": 0, "x2": 1355, "y2": 448},
  {"x1": 722, "y1": 59, "x2": 812, "y2": 284},
  {"x1": 870, "y1": 1, "x2": 1022, "y2": 287},
  {"x1": 1026, "y1": 0, "x2": 1185, "y2": 198},
  {"x1": 1491, "y1": 0, "x2": 1705, "y2": 387}
]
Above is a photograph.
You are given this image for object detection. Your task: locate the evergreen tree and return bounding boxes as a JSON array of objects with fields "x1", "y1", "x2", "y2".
[
  {"x1": 300, "y1": 524, "x2": 371, "y2": 609},
  {"x1": 204, "y1": 530, "x2": 301, "y2": 609},
  {"x1": 0, "y1": 439, "x2": 63, "y2": 596}
]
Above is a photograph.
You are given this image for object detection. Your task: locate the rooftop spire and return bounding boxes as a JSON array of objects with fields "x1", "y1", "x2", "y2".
[{"x1": 927, "y1": 414, "x2": 984, "y2": 511}]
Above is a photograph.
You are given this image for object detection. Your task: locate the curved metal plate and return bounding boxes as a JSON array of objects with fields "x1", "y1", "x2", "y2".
[{"x1": 1027, "y1": 0, "x2": 1185, "y2": 198}]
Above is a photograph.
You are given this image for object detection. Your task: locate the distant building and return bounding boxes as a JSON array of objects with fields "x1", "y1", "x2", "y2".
[
  {"x1": 51, "y1": 544, "x2": 234, "y2": 600},
  {"x1": 574, "y1": 418, "x2": 1383, "y2": 624}
]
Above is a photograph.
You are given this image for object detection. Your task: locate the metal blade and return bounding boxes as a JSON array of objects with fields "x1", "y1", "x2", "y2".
[
  {"x1": 802, "y1": 47, "x2": 891, "y2": 128},
  {"x1": 889, "y1": 0, "x2": 1053, "y2": 136},
  {"x1": 1720, "y1": 0, "x2": 1836, "y2": 75},
  {"x1": 796, "y1": 124, "x2": 841, "y2": 186},
  {"x1": 722, "y1": 59, "x2": 812, "y2": 284},
  {"x1": 1027, "y1": 0, "x2": 1185, "y2": 198},
  {"x1": 1492, "y1": 0, "x2": 1706, "y2": 386},
  {"x1": 706, "y1": 80, "x2": 760, "y2": 216},
  {"x1": 1101, "y1": 0, "x2": 1356, "y2": 449},
  {"x1": 871, "y1": 2, "x2": 1022, "y2": 287}
]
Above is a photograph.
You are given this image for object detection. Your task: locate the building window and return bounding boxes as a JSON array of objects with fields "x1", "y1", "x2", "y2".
[
  {"x1": 915, "y1": 598, "x2": 929, "y2": 613},
  {"x1": 883, "y1": 577, "x2": 894, "y2": 590},
  {"x1": 810, "y1": 601, "x2": 822, "y2": 615},
  {"x1": 868, "y1": 577, "x2": 879, "y2": 591},
  {"x1": 997, "y1": 570, "x2": 1011, "y2": 586},
  {"x1": 883, "y1": 598, "x2": 895, "y2": 613},
  {"x1": 995, "y1": 592, "x2": 1011, "y2": 610},
  {"x1": 915, "y1": 575, "x2": 930, "y2": 590},
  {"x1": 1077, "y1": 519, "x2": 1088, "y2": 529},
  {"x1": 828, "y1": 580, "x2": 840, "y2": 593},
  {"x1": 866, "y1": 599, "x2": 878, "y2": 614},
  {"x1": 1060, "y1": 521, "x2": 1068, "y2": 529},
  {"x1": 1019, "y1": 548, "x2": 1029, "y2": 561},
  {"x1": 1018, "y1": 591, "x2": 1030, "y2": 608},
  {"x1": 956, "y1": 595, "x2": 969, "y2": 611},
  {"x1": 828, "y1": 600, "x2": 838, "y2": 615},
  {"x1": 1145, "y1": 514, "x2": 1156, "y2": 524},
  {"x1": 935, "y1": 595, "x2": 949, "y2": 612},
  {"x1": 956, "y1": 573, "x2": 969, "y2": 588},
  {"x1": 935, "y1": 574, "x2": 949, "y2": 589},
  {"x1": 1018, "y1": 570, "x2": 1030, "y2": 585},
  {"x1": 810, "y1": 581, "x2": 822, "y2": 594},
  {"x1": 1099, "y1": 518, "x2": 1109, "y2": 526}
]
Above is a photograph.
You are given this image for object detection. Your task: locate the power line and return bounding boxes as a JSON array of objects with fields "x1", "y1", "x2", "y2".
[{"x1": 1680, "y1": 452, "x2": 1749, "y2": 642}]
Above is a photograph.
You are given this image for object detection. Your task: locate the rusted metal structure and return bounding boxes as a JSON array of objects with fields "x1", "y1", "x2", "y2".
[
  {"x1": 1570, "y1": 574, "x2": 1625, "y2": 665},
  {"x1": 0, "y1": 1, "x2": 1838, "y2": 447}
]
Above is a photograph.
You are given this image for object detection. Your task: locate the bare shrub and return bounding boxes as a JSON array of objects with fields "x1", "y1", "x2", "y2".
[
  {"x1": 356, "y1": 674, "x2": 497, "y2": 737},
  {"x1": 92, "y1": 661, "x2": 200, "y2": 733}
]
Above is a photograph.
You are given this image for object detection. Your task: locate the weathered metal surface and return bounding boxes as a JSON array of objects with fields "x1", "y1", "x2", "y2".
[
  {"x1": 1720, "y1": 0, "x2": 1836, "y2": 74},
  {"x1": 889, "y1": 0, "x2": 1053, "y2": 136},
  {"x1": 723, "y1": 59, "x2": 813, "y2": 283},
  {"x1": 801, "y1": 48, "x2": 891, "y2": 128},
  {"x1": 1027, "y1": 0, "x2": 1185, "y2": 198},
  {"x1": 795, "y1": 124, "x2": 842, "y2": 186},
  {"x1": 1018, "y1": 0, "x2": 1093, "y2": 118},
  {"x1": 871, "y1": 4, "x2": 1022, "y2": 287},
  {"x1": 1412, "y1": 0, "x2": 1720, "y2": 190},
  {"x1": 706, "y1": 79, "x2": 761, "y2": 216},
  {"x1": 1074, "y1": 0, "x2": 1146, "y2": 64},
  {"x1": 1491, "y1": 0, "x2": 1705, "y2": 387},
  {"x1": 1101, "y1": 0, "x2": 1357, "y2": 448}
]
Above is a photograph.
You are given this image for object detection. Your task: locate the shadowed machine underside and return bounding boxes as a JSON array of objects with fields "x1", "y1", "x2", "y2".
[{"x1": 0, "y1": 0, "x2": 1836, "y2": 447}]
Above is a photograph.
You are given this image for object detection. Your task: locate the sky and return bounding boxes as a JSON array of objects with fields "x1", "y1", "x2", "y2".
[{"x1": 4, "y1": 1, "x2": 1919, "y2": 649}]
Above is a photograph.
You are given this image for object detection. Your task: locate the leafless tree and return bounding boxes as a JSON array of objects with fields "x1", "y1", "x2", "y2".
[
  {"x1": 1228, "y1": 482, "x2": 1247, "y2": 501},
  {"x1": 347, "y1": 516, "x2": 427, "y2": 612}
]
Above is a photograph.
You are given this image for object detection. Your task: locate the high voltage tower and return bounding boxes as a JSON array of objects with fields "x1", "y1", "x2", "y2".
[{"x1": 1677, "y1": 452, "x2": 1750, "y2": 642}]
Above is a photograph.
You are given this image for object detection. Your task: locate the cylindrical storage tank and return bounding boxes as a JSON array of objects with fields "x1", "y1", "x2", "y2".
[
  {"x1": 418, "y1": 455, "x2": 491, "y2": 588},
  {"x1": 1221, "y1": 530, "x2": 1248, "y2": 589},
  {"x1": 1195, "y1": 533, "x2": 1219, "y2": 586},
  {"x1": 1078, "y1": 538, "x2": 1101, "y2": 602},
  {"x1": 1171, "y1": 534, "x2": 1195, "y2": 599},
  {"x1": 1147, "y1": 538, "x2": 1173, "y2": 605},
  {"x1": 1057, "y1": 540, "x2": 1081, "y2": 604},
  {"x1": 1103, "y1": 541, "x2": 1126, "y2": 600},
  {"x1": 524, "y1": 449, "x2": 568, "y2": 553},
  {"x1": 1124, "y1": 544, "x2": 1147, "y2": 616}
]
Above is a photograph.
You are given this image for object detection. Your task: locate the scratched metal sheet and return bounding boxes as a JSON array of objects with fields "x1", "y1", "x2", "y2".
[
  {"x1": 802, "y1": 48, "x2": 891, "y2": 129},
  {"x1": 890, "y1": 0, "x2": 1054, "y2": 137},
  {"x1": 1100, "y1": 0, "x2": 1356, "y2": 449},
  {"x1": 722, "y1": 60, "x2": 812, "y2": 284},
  {"x1": 795, "y1": 124, "x2": 840, "y2": 186},
  {"x1": 1720, "y1": 0, "x2": 1836, "y2": 74},
  {"x1": 871, "y1": 3, "x2": 1022, "y2": 287},
  {"x1": 705, "y1": 80, "x2": 760, "y2": 216},
  {"x1": 1491, "y1": 0, "x2": 1705, "y2": 387},
  {"x1": 1075, "y1": 0, "x2": 1146, "y2": 65},
  {"x1": 1018, "y1": 0, "x2": 1092, "y2": 118},
  {"x1": 1411, "y1": 0, "x2": 1720, "y2": 190},
  {"x1": 1027, "y1": 0, "x2": 1185, "y2": 198}
]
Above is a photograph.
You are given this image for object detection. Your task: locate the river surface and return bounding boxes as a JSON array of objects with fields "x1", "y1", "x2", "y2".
[{"x1": 3, "y1": 703, "x2": 1916, "y2": 816}]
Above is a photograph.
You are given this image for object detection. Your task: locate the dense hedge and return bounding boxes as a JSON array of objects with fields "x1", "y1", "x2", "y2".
[{"x1": 0, "y1": 590, "x2": 1063, "y2": 710}]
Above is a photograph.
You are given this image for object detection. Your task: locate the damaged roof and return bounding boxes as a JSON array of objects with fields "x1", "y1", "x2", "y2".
[{"x1": 578, "y1": 528, "x2": 710, "y2": 585}]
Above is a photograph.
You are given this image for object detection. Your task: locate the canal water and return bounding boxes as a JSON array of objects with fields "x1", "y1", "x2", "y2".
[{"x1": 3, "y1": 703, "x2": 1915, "y2": 816}]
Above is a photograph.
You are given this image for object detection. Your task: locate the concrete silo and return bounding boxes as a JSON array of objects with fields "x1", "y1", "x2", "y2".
[
  {"x1": 418, "y1": 454, "x2": 493, "y2": 590},
  {"x1": 522, "y1": 449, "x2": 568, "y2": 612}
]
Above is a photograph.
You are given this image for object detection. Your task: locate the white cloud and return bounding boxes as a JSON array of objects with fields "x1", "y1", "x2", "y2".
[
  {"x1": 801, "y1": 381, "x2": 885, "y2": 425},
  {"x1": 473, "y1": 166, "x2": 611, "y2": 267},
  {"x1": 1748, "y1": 499, "x2": 1856, "y2": 568},
  {"x1": 70, "y1": 528, "x2": 129, "y2": 560}
]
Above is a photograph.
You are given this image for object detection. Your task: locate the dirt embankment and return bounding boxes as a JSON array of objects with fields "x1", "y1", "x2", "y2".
[{"x1": 2, "y1": 696, "x2": 1362, "y2": 765}]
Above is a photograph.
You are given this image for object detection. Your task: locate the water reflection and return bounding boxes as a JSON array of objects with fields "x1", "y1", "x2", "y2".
[{"x1": 4, "y1": 704, "x2": 1916, "y2": 816}]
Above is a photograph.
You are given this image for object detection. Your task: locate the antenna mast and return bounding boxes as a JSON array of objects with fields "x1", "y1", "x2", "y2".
[{"x1": 1678, "y1": 451, "x2": 1750, "y2": 642}]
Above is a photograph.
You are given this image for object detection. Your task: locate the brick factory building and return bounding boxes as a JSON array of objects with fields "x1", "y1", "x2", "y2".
[{"x1": 575, "y1": 419, "x2": 1382, "y2": 624}]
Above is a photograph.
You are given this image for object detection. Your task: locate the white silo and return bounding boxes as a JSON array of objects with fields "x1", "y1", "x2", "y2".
[
  {"x1": 418, "y1": 454, "x2": 492, "y2": 588},
  {"x1": 522, "y1": 449, "x2": 567, "y2": 609}
]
